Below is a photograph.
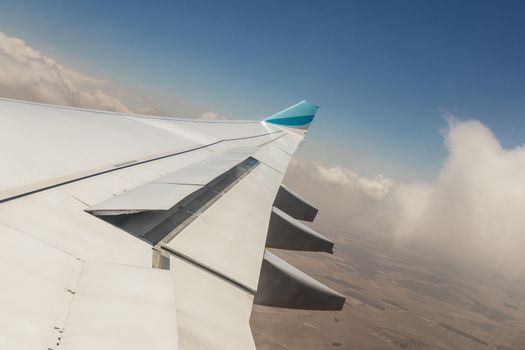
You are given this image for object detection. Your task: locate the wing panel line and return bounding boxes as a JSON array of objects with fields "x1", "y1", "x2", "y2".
[{"x1": 0, "y1": 130, "x2": 282, "y2": 205}]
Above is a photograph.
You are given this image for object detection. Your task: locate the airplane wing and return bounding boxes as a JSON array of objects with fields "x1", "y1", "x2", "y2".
[{"x1": 0, "y1": 98, "x2": 345, "y2": 350}]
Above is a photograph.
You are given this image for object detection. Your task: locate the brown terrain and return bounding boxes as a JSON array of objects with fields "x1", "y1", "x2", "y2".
[{"x1": 250, "y1": 217, "x2": 525, "y2": 349}]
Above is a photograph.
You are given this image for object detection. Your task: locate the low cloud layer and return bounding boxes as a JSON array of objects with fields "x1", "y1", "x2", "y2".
[
  {"x1": 284, "y1": 159, "x2": 394, "y2": 236},
  {"x1": 287, "y1": 119, "x2": 525, "y2": 276},
  {"x1": 312, "y1": 163, "x2": 393, "y2": 199},
  {"x1": 0, "y1": 31, "x2": 153, "y2": 113},
  {"x1": 0, "y1": 31, "x2": 225, "y2": 119},
  {"x1": 199, "y1": 111, "x2": 228, "y2": 120}
]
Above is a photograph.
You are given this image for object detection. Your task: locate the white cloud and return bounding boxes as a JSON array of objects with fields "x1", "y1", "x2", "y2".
[
  {"x1": 286, "y1": 118, "x2": 525, "y2": 276},
  {"x1": 0, "y1": 31, "x2": 151, "y2": 113},
  {"x1": 313, "y1": 163, "x2": 394, "y2": 199},
  {"x1": 390, "y1": 118, "x2": 525, "y2": 273},
  {"x1": 199, "y1": 111, "x2": 227, "y2": 120}
]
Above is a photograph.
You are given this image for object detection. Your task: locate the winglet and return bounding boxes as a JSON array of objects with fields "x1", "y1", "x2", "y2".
[{"x1": 264, "y1": 100, "x2": 319, "y2": 130}]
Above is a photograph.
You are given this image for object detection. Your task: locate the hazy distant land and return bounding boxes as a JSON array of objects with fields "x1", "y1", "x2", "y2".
[{"x1": 250, "y1": 218, "x2": 525, "y2": 349}]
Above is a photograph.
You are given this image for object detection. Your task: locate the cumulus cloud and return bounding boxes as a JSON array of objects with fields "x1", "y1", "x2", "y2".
[
  {"x1": 199, "y1": 111, "x2": 228, "y2": 120},
  {"x1": 390, "y1": 118, "x2": 525, "y2": 274},
  {"x1": 287, "y1": 118, "x2": 525, "y2": 275},
  {"x1": 0, "y1": 31, "x2": 152, "y2": 113}
]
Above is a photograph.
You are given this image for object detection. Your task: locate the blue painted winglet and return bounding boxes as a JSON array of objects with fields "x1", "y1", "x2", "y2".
[{"x1": 264, "y1": 101, "x2": 319, "y2": 129}]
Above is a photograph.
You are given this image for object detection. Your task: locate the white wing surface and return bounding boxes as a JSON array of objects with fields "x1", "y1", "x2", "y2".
[{"x1": 0, "y1": 98, "x2": 344, "y2": 349}]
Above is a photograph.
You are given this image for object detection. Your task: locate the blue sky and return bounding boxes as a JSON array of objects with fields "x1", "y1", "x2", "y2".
[{"x1": 2, "y1": 0, "x2": 525, "y2": 179}]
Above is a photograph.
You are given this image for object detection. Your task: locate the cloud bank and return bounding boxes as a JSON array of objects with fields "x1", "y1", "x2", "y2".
[
  {"x1": 287, "y1": 119, "x2": 525, "y2": 275},
  {"x1": 199, "y1": 111, "x2": 228, "y2": 120},
  {"x1": 284, "y1": 159, "x2": 395, "y2": 236},
  {"x1": 391, "y1": 119, "x2": 525, "y2": 273},
  {"x1": 0, "y1": 31, "x2": 221, "y2": 119},
  {"x1": 0, "y1": 31, "x2": 150, "y2": 113}
]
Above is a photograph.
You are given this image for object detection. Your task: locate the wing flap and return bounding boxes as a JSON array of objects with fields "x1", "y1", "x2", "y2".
[
  {"x1": 89, "y1": 183, "x2": 202, "y2": 213},
  {"x1": 88, "y1": 148, "x2": 258, "y2": 214},
  {"x1": 164, "y1": 161, "x2": 284, "y2": 290}
]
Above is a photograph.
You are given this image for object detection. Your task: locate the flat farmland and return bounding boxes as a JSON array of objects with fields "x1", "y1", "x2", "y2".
[{"x1": 250, "y1": 220, "x2": 525, "y2": 349}]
